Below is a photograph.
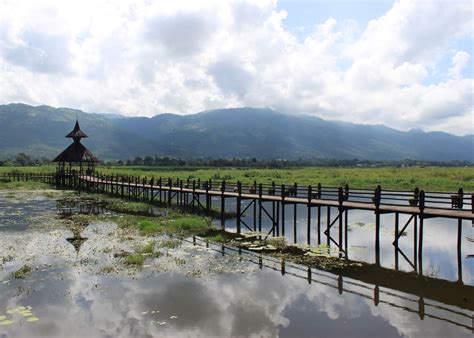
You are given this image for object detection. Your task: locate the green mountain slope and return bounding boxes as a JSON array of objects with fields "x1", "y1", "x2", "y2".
[{"x1": 0, "y1": 104, "x2": 472, "y2": 161}]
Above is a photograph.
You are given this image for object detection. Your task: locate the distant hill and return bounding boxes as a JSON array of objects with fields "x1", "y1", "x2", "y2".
[{"x1": 0, "y1": 103, "x2": 472, "y2": 161}]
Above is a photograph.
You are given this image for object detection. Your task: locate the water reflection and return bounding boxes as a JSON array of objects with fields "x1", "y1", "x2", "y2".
[
  {"x1": 0, "y1": 191, "x2": 472, "y2": 337},
  {"x1": 0, "y1": 256, "x2": 472, "y2": 337},
  {"x1": 212, "y1": 198, "x2": 473, "y2": 285}
]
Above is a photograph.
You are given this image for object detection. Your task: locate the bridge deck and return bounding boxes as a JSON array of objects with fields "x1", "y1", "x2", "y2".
[{"x1": 81, "y1": 176, "x2": 473, "y2": 220}]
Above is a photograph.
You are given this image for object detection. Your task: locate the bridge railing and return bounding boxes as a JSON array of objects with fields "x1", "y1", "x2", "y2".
[{"x1": 2, "y1": 172, "x2": 472, "y2": 213}]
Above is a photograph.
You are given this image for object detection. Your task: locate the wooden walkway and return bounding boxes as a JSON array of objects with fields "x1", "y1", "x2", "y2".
[
  {"x1": 81, "y1": 175, "x2": 473, "y2": 220},
  {"x1": 2, "y1": 171, "x2": 472, "y2": 280}
]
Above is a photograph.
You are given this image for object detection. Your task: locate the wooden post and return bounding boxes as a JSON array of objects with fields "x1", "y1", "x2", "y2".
[
  {"x1": 272, "y1": 200, "x2": 276, "y2": 237},
  {"x1": 221, "y1": 180, "x2": 226, "y2": 229},
  {"x1": 418, "y1": 190, "x2": 425, "y2": 275},
  {"x1": 395, "y1": 212, "x2": 399, "y2": 270},
  {"x1": 374, "y1": 185, "x2": 381, "y2": 266},
  {"x1": 457, "y1": 218, "x2": 463, "y2": 282},
  {"x1": 344, "y1": 209, "x2": 348, "y2": 258},
  {"x1": 236, "y1": 181, "x2": 242, "y2": 234},
  {"x1": 258, "y1": 183, "x2": 262, "y2": 233},
  {"x1": 253, "y1": 193, "x2": 257, "y2": 231},
  {"x1": 293, "y1": 182, "x2": 297, "y2": 244},
  {"x1": 338, "y1": 186, "x2": 344, "y2": 257},
  {"x1": 281, "y1": 184, "x2": 286, "y2": 237},
  {"x1": 307, "y1": 185, "x2": 312, "y2": 245},
  {"x1": 326, "y1": 207, "x2": 331, "y2": 246},
  {"x1": 159, "y1": 177, "x2": 162, "y2": 204},
  {"x1": 205, "y1": 180, "x2": 210, "y2": 213},
  {"x1": 209, "y1": 179, "x2": 213, "y2": 211},
  {"x1": 166, "y1": 178, "x2": 171, "y2": 205},
  {"x1": 192, "y1": 180, "x2": 196, "y2": 209},
  {"x1": 317, "y1": 183, "x2": 322, "y2": 244}
]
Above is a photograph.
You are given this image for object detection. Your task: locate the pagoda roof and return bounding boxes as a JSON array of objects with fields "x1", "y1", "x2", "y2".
[
  {"x1": 53, "y1": 141, "x2": 99, "y2": 163},
  {"x1": 66, "y1": 120, "x2": 88, "y2": 138}
]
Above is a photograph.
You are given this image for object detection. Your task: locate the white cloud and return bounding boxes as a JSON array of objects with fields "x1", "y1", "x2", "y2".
[
  {"x1": 0, "y1": 0, "x2": 472, "y2": 135},
  {"x1": 449, "y1": 51, "x2": 471, "y2": 79}
]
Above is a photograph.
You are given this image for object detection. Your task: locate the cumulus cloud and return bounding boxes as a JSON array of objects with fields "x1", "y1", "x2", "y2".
[
  {"x1": 449, "y1": 51, "x2": 471, "y2": 79},
  {"x1": 0, "y1": 0, "x2": 472, "y2": 135}
]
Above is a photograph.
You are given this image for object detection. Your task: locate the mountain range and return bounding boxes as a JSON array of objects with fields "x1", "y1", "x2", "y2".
[{"x1": 0, "y1": 103, "x2": 472, "y2": 161}]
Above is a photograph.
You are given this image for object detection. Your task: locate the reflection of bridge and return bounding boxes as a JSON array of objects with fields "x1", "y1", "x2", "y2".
[{"x1": 187, "y1": 236, "x2": 473, "y2": 332}]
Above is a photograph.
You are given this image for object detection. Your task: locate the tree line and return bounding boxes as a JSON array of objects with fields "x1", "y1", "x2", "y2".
[{"x1": 1, "y1": 153, "x2": 471, "y2": 168}]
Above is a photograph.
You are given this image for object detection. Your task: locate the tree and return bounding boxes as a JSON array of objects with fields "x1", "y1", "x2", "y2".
[
  {"x1": 14, "y1": 153, "x2": 33, "y2": 166},
  {"x1": 144, "y1": 156, "x2": 154, "y2": 166},
  {"x1": 133, "y1": 156, "x2": 143, "y2": 165}
]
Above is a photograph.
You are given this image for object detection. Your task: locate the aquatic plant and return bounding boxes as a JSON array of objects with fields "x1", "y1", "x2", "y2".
[
  {"x1": 124, "y1": 254, "x2": 145, "y2": 266},
  {"x1": 12, "y1": 265, "x2": 31, "y2": 279},
  {"x1": 158, "y1": 239, "x2": 182, "y2": 249}
]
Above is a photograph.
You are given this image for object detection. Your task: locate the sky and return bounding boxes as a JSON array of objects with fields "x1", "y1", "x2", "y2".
[{"x1": 0, "y1": 0, "x2": 472, "y2": 135}]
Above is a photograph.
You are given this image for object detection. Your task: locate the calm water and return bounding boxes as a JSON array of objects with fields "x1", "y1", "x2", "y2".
[
  {"x1": 0, "y1": 190, "x2": 472, "y2": 337},
  {"x1": 214, "y1": 197, "x2": 473, "y2": 284}
]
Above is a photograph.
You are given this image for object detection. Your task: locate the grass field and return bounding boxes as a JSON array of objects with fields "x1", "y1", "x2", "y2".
[{"x1": 1, "y1": 165, "x2": 472, "y2": 192}]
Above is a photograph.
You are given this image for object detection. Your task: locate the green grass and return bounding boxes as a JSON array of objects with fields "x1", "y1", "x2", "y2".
[
  {"x1": 1, "y1": 165, "x2": 472, "y2": 191},
  {"x1": 0, "y1": 180, "x2": 51, "y2": 190},
  {"x1": 206, "y1": 234, "x2": 225, "y2": 242},
  {"x1": 91, "y1": 166, "x2": 473, "y2": 192},
  {"x1": 170, "y1": 216, "x2": 209, "y2": 231},
  {"x1": 107, "y1": 199, "x2": 154, "y2": 215},
  {"x1": 138, "y1": 241, "x2": 155, "y2": 254},
  {"x1": 138, "y1": 219, "x2": 162, "y2": 235},
  {"x1": 124, "y1": 254, "x2": 145, "y2": 266}
]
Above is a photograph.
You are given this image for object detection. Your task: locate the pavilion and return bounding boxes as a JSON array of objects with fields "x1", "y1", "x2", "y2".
[{"x1": 53, "y1": 120, "x2": 99, "y2": 175}]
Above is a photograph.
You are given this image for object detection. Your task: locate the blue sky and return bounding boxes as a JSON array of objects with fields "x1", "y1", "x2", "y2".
[{"x1": 0, "y1": 0, "x2": 472, "y2": 135}]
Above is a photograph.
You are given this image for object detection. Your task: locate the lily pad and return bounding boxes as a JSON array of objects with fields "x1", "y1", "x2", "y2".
[
  {"x1": 0, "y1": 319, "x2": 14, "y2": 325},
  {"x1": 26, "y1": 317, "x2": 39, "y2": 322}
]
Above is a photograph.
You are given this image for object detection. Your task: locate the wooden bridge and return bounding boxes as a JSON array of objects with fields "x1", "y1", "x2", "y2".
[
  {"x1": 2, "y1": 171, "x2": 473, "y2": 279},
  {"x1": 2, "y1": 171, "x2": 473, "y2": 332}
]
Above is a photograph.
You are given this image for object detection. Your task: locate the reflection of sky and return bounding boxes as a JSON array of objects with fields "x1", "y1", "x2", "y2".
[
  {"x1": 211, "y1": 197, "x2": 473, "y2": 284},
  {"x1": 0, "y1": 193, "x2": 472, "y2": 337},
  {"x1": 0, "y1": 261, "x2": 472, "y2": 337}
]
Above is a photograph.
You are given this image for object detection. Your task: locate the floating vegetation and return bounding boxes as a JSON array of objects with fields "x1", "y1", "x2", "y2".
[
  {"x1": 100, "y1": 266, "x2": 115, "y2": 273},
  {"x1": 2, "y1": 255, "x2": 14, "y2": 264},
  {"x1": 1, "y1": 305, "x2": 39, "y2": 326},
  {"x1": 12, "y1": 265, "x2": 32, "y2": 279}
]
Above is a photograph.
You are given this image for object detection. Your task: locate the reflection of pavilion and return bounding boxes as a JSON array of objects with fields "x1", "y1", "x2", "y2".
[
  {"x1": 66, "y1": 226, "x2": 88, "y2": 253},
  {"x1": 190, "y1": 236, "x2": 473, "y2": 332}
]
